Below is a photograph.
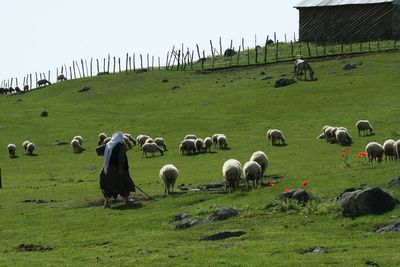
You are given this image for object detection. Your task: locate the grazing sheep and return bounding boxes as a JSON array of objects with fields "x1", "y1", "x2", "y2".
[
  {"x1": 217, "y1": 134, "x2": 228, "y2": 149},
  {"x1": 267, "y1": 129, "x2": 286, "y2": 146},
  {"x1": 123, "y1": 136, "x2": 134, "y2": 150},
  {"x1": 144, "y1": 138, "x2": 154, "y2": 144},
  {"x1": 141, "y1": 143, "x2": 164, "y2": 158},
  {"x1": 184, "y1": 134, "x2": 197, "y2": 140},
  {"x1": 26, "y1": 142, "x2": 35, "y2": 155},
  {"x1": 137, "y1": 135, "x2": 151, "y2": 148},
  {"x1": 71, "y1": 139, "x2": 82, "y2": 153},
  {"x1": 323, "y1": 126, "x2": 335, "y2": 143},
  {"x1": 212, "y1": 134, "x2": 221, "y2": 147},
  {"x1": 22, "y1": 140, "x2": 30, "y2": 153},
  {"x1": 366, "y1": 142, "x2": 384, "y2": 163},
  {"x1": 7, "y1": 144, "x2": 16, "y2": 158},
  {"x1": 73, "y1": 135, "x2": 83, "y2": 145},
  {"x1": 179, "y1": 139, "x2": 196, "y2": 155},
  {"x1": 243, "y1": 161, "x2": 262, "y2": 188},
  {"x1": 383, "y1": 139, "x2": 396, "y2": 161},
  {"x1": 37, "y1": 79, "x2": 51, "y2": 87},
  {"x1": 394, "y1": 140, "x2": 400, "y2": 161},
  {"x1": 154, "y1": 137, "x2": 167, "y2": 151},
  {"x1": 102, "y1": 137, "x2": 111, "y2": 145},
  {"x1": 293, "y1": 59, "x2": 315, "y2": 80},
  {"x1": 57, "y1": 74, "x2": 67, "y2": 82},
  {"x1": 222, "y1": 159, "x2": 242, "y2": 192},
  {"x1": 203, "y1": 137, "x2": 213, "y2": 152},
  {"x1": 98, "y1": 133, "x2": 108, "y2": 146},
  {"x1": 250, "y1": 151, "x2": 269, "y2": 176},
  {"x1": 335, "y1": 129, "x2": 352, "y2": 146},
  {"x1": 124, "y1": 133, "x2": 137, "y2": 146},
  {"x1": 159, "y1": 164, "x2": 179, "y2": 194},
  {"x1": 194, "y1": 138, "x2": 204, "y2": 153},
  {"x1": 356, "y1": 120, "x2": 374, "y2": 136}
]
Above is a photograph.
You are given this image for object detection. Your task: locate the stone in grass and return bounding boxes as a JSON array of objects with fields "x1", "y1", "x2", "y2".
[
  {"x1": 175, "y1": 219, "x2": 203, "y2": 229},
  {"x1": 278, "y1": 189, "x2": 310, "y2": 203},
  {"x1": 388, "y1": 176, "x2": 400, "y2": 188},
  {"x1": 209, "y1": 207, "x2": 238, "y2": 222},
  {"x1": 274, "y1": 78, "x2": 296, "y2": 88},
  {"x1": 162, "y1": 79, "x2": 169, "y2": 83},
  {"x1": 301, "y1": 247, "x2": 327, "y2": 254},
  {"x1": 78, "y1": 86, "x2": 90, "y2": 92},
  {"x1": 41, "y1": 111, "x2": 48, "y2": 117},
  {"x1": 376, "y1": 221, "x2": 400, "y2": 233},
  {"x1": 339, "y1": 187, "x2": 396, "y2": 217},
  {"x1": 261, "y1": 76, "x2": 273, "y2": 81},
  {"x1": 171, "y1": 85, "x2": 180, "y2": 91},
  {"x1": 201, "y1": 231, "x2": 245, "y2": 241},
  {"x1": 173, "y1": 212, "x2": 191, "y2": 222},
  {"x1": 16, "y1": 243, "x2": 53, "y2": 252},
  {"x1": 343, "y1": 63, "x2": 357, "y2": 70},
  {"x1": 365, "y1": 259, "x2": 380, "y2": 266}
]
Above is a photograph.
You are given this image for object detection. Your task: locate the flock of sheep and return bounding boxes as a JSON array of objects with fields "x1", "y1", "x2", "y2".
[{"x1": 6, "y1": 141, "x2": 35, "y2": 158}]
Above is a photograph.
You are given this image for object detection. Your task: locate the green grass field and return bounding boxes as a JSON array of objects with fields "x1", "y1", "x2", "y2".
[{"x1": 1, "y1": 50, "x2": 400, "y2": 266}]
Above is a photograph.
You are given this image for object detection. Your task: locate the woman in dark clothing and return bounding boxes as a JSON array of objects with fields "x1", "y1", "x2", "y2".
[{"x1": 99, "y1": 132, "x2": 135, "y2": 208}]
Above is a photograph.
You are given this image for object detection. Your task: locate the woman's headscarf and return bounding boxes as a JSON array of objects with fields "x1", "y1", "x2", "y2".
[{"x1": 103, "y1": 132, "x2": 124, "y2": 174}]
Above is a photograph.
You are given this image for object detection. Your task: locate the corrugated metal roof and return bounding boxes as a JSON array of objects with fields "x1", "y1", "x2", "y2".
[{"x1": 294, "y1": 0, "x2": 398, "y2": 8}]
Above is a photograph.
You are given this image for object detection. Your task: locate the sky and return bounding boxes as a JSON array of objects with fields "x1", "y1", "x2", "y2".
[{"x1": 0, "y1": 0, "x2": 299, "y2": 86}]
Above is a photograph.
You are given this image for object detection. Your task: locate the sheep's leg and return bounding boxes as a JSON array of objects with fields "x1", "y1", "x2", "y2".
[{"x1": 253, "y1": 180, "x2": 256, "y2": 189}]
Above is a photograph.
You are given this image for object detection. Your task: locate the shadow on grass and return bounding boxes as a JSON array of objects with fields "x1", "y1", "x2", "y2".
[{"x1": 112, "y1": 202, "x2": 143, "y2": 210}]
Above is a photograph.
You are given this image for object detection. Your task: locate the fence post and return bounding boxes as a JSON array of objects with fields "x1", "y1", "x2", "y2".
[
  {"x1": 133, "y1": 53, "x2": 136, "y2": 71},
  {"x1": 140, "y1": 54, "x2": 143, "y2": 70},
  {"x1": 147, "y1": 54, "x2": 150, "y2": 70},
  {"x1": 264, "y1": 35, "x2": 269, "y2": 62},
  {"x1": 90, "y1": 58, "x2": 93, "y2": 76},
  {"x1": 30, "y1": 74, "x2": 32, "y2": 90},
  {"x1": 113, "y1": 57, "x2": 116, "y2": 73},
  {"x1": 306, "y1": 42, "x2": 311, "y2": 57},
  {"x1": 202, "y1": 50, "x2": 205, "y2": 69},
  {"x1": 341, "y1": 41, "x2": 344, "y2": 54},
  {"x1": 81, "y1": 59, "x2": 85, "y2": 77},
  {"x1": 177, "y1": 50, "x2": 181, "y2": 70},
  {"x1": 291, "y1": 41, "x2": 294, "y2": 58},
  {"x1": 118, "y1": 58, "x2": 121, "y2": 73},
  {"x1": 323, "y1": 42, "x2": 326, "y2": 55},
  {"x1": 247, "y1": 47, "x2": 250, "y2": 65},
  {"x1": 158, "y1": 56, "x2": 161, "y2": 70},
  {"x1": 126, "y1": 53, "x2": 129, "y2": 73},
  {"x1": 275, "y1": 41, "x2": 279, "y2": 61},
  {"x1": 219, "y1": 37, "x2": 222, "y2": 56},
  {"x1": 107, "y1": 54, "x2": 110, "y2": 73},
  {"x1": 210, "y1": 40, "x2": 215, "y2": 68}
]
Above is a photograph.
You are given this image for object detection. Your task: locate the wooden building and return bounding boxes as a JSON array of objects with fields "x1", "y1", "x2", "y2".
[{"x1": 294, "y1": 0, "x2": 400, "y2": 42}]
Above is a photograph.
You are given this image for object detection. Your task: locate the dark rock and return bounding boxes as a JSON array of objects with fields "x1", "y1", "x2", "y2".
[
  {"x1": 17, "y1": 243, "x2": 53, "y2": 252},
  {"x1": 376, "y1": 221, "x2": 400, "y2": 233},
  {"x1": 301, "y1": 247, "x2": 327, "y2": 254},
  {"x1": 162, "y1": 79, "x2": 169, "y2": 83},
  {"x1": 175, "y1": 219, "x2": 203, "y2": 229},
  {"x1": 261, "y1": 76, "x2": 273, "y2": 81},
  {"x1": 171, "y1": 85, "x2": 180, "y2": 91},
  {"x1": 365, "y1": 259, "x2": 380, "y2": 266},
  {"x1": 78, "y1": 86, "x2": 90, "y2": 92},
  {"x1": 274, "y1": 78, "x2": 296, "y2": 88},
  {"x1": 209, "y1": 207, "x2": 238, "y2": 221},
  {"x1": 278, "y1": 189, "x2": 310, "y2": 203},
  {"x1": 388, "y1": 176, "x2": 400, "y2": 188},
  {"x1": 201, "y1": 231, "x2": 245, "y2": 241},
  {"x1": 173, "y1": 212, "x2": 191, "y2": 222},
  {"x1": 41, "y1": 111, "x2": 48, "y2": 117},
  {"x1": 339, "y1": 187, "x2": 396, "y2": 217},
  {"x1": 343, "y1": 63, "x2": 357, "y2": 70},
  {"x1": 259, "y1": 71, "x2": 266, "y2": 75}
]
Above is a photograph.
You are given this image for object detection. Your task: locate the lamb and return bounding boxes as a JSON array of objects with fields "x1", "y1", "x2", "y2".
[
  {"x1": 71, "y1": 139, "x2": 83, "y2": 153},
  {"x1": 179, "y1": 139, "x2": 196, "y2": 155},
  {"x1": 7, "y1": 144, "x2": 16, "y2": 158},
  {"x1": 22, "y1": 140, "x2": 30, "y2": 153},
  {"x1": 203, "y1": 137, "x2": 213, "y2": 152},
  {"x1": 267, "y1": 129, "x2": 286, "y2": 146},
  {"x1": 98, "y1": 133, "x2": 108, "y2": 146},
  {"x1": 217, "y1": 134, "x2": 228, "y2": 149},
  {"x1": 141, "y1": 143, "x2": 164, "y2": 158},
  {"x1": 159, "y1": 164, "x2": 179, "y2": 194},
  {"x1": 250, "y1": 151, "x2": 269, "y2": 177},
  {"x1": 335, "y1": 129, "x2": 352, "y2": 146},
  {"x1": 37, "y1": 79, "x2": 51, "y2": 87},
  {"x1": 57, "y1": 74, "x2": 67, "y2": 82},
  {"x1": 243, "y1": 161, "x2": 262, "y2": 188},
  {"x1": 194, "y1": 138, "x2": 204, "y2": 153},
  {"x1": 222, "y1": 159, "x2": 242, "y2": 192},
  {"x1": 154, "y1": 137, "x2": 167, "y2": 151},
  {"x1": 73, "y1": 135, "x2": 83, "y2": 145},
  {"x1": 383, "y1": 139, "x2": 396, "y2": 161},
  {"x1": 26, "y1": 142, "x2": 35, "y2": 155},
  {"x1": 366, "y1": 142, "x2": 384, "y2": 163},
  {"x1": 356, "y1": 120, "x2": 374, "y2": 136},
  {"x1": 184, "y1": 134, "x2": 197, "y2": 140},
  {"x1": 395, "y1": 140, "x2": 400, "y2": 161}
]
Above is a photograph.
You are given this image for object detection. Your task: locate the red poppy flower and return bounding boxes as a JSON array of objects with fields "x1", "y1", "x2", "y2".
[
  {"x1": 340, "y1": 153, "x2": 346, "y2": 158},
  {"x1": 302, "y1": 180, "x2": 308, "y2": 187},
  {"x1": 357, "y1": 151, "x2": 367, "y2": 158},
  {"x1": 346, "y1": 147, "x2": 351, "y2": 151},
  {"x1": 284, "y1": 188, "x2": 290, "y2": 193}
]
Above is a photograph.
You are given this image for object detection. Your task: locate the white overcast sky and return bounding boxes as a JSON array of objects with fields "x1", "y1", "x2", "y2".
[{"x1": 0, "y1": 0, "x2": 299, "y2": 85}]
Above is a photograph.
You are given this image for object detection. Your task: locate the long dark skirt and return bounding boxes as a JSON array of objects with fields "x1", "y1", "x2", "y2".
[{"x1": 100, "y1": 165, "x2": 135, "y2": 199}]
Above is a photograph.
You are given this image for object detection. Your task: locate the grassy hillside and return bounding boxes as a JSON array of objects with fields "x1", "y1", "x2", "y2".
[{"x1": 1, "y1": 51, "x2": 400, "y2": 266}]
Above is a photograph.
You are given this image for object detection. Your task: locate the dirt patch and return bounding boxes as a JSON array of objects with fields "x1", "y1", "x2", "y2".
[{"x1": 17, "y1": 243, "x2": 53, "y2": 252}]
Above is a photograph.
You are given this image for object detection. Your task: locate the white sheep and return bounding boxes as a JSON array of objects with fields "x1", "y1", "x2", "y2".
[
  {"x1": 7, "y1": 144, "x2": 16, "y2": 158},
  {"x1": 212, "y1": 133, "x2": 221, "y2": 147},
  {"x1": 194, "y1": 138, "x2": 204, "y2": 153},
  {"x1": 123, "y1": 136, "x2": 133, "y2": 150},
  {"x1": 356, "y1": 120, "x2": 374, "y2": 136},
  {"x1": 383, "y1": 139, "x2": 396, "y2": 161},
  {"x1": 203, "y1": 137, "x2": 213, "y2": 152},
  {"x1": 366, "y1": 142, "x2": 384, "y2": 163},
  {"x1": 179, "y1": 139, "x2": 196, "y2": 155},
  {"x1": 159, "y1": 164, "x2": 179, "y2": 194},
  {"x1": 144, "y1": 138, "x2": 154, "y2": 144},
  {"x1": 335, "y1": 129, "x2": 352, "y2": 146},
  {"x1": 141, "y1": 143, "x2": 164, "y2": 158},
  {"x1": 184, "y1": 134, "x2": 197, "y2": 140},
  {"x1": 71, "y1": 139, "x2": 82, "y2": 153},
  {"x1": 243, "y1": 161, "x2": 262, "y2": 188},
  {"x1": 102, "y1": 137, "x2": 111, "y2": 145},
  {"x1": 73, "y1": 135, "x2": 83, "y2": 145},
  {"x1": 394, "y1": 140, "x2": 400, "y2": 161},
  {"x1": 26, "y1": 142, "x2": 35, "y2": 155},
  {"x1": 250, "y1": 151, "x2": 269, "y2": 176},
  {"x1": 123, "y1": 133, "x2": 137, "y2": 146},
  {"x1": 222, "y1": 159, "x2": 242, "y2": 192},
  {"x1": 267, "y1": 129, "x2": 286, "y2": 146},
  {"x1": 217, "y1": 134, "x2": 228, "y2": 149},
  {"x1": 154, "y1": 137, "x2": 167, "y2": 151},
  {"x1": 22, "y1": 140, "x2": 30, "y2": 153},
  {"x1": 98, "y1": 133, "x2": 108, "y2": 146},
  {"x1": 137, "y1": 135, "x2": 151, "y2": 148}
]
